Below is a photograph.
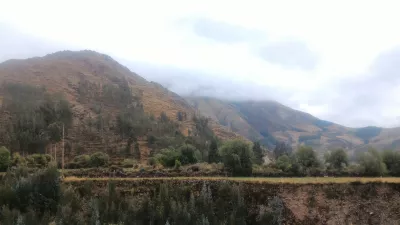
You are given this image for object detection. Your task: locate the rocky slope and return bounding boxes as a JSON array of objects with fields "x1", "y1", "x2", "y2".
[
  {"x1": 0, "y1": 50, "x2": 241, "y2": 161},
  {"x1": 187, "y1": 97, "x2": 400, "y2": 152}
]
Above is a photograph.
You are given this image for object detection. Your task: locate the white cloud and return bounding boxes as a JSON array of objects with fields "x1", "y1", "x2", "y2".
[{"x1": 1, "y1": 0, "x2": 400, "y2": 127}]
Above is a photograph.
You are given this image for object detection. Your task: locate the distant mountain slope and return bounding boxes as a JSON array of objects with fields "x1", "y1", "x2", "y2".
[
  {"x1": 0, "y1": 50, "x2": 242, "y2": 161},
  {"x1": 188, "y1": 97, "x2": 400, "y2": 152}
]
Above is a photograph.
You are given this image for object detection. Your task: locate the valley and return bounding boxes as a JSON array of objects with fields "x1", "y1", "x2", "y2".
[{"x1": 0, "y1": 50, "x2": 399, "y2": 224}]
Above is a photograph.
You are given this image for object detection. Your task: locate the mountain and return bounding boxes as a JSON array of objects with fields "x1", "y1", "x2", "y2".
[
  {"x1": 187, "y1": 96, "x2": 400, "y2": 153},
  {"x1": 0, "y1": 50, "x2": 241, "y2": 162}
]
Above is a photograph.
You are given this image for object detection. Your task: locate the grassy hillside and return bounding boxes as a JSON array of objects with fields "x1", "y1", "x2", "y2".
[
  {"x1": 188, "y1": 97, "x2": 400, "y2": 152},
  {"x1": 0, "y1": 50, "x2": 241, "y2": 162}
]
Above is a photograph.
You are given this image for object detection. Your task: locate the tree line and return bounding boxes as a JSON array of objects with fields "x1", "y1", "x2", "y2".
[{"x1": 0, "y1": 166, "x2": 284, "y2": 225}]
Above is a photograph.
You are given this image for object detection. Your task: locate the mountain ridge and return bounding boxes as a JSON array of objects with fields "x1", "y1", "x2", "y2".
[
  {"x1": 0, "y1": 50, "x2": 243, "y2": 162},
  {"x1": 187, "y1": 96, "x2": 400, "y2": 153}
]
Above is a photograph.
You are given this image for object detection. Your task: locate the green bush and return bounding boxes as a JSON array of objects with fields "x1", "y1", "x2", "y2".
[
  {"x1": 178, "y1": 144, "x2": 199, "y2": 165},
  {"x1": 357, "y1": 148, "x2": 387, "y2": 176},
  {"x1": 69, "y1": 154, "x2": 91, "y2": 168},
  {"x1": 89, "y1": 152, "x2": 109, "y2": 167},
  {"x1": 155, "y1": 148, "x2": 181, "y2": 167},
  {"x1": 26, "y1": 154, "x2": 51, "y2": 168},
  {"x1": 325, "y1": 148, "x2": 348, "y2": 170},
  {"x1": 0, "y1": 147, "x2": 11, "y2": 171},
  {"x1": 11, "y1": 152, "x2": 26, "y2": 167},
  {"x1": 121, "y1": 158, "x2": 137, "y2": 168},
  {"x1": 174, "y1": 160, "x2": 182, "y2": 170},
  {"x1": 276, "y1": 155, "x2": 292, "y2": 172},
  {"x1": 219, "y1": 139, "x2": 253, "y2": 176}
]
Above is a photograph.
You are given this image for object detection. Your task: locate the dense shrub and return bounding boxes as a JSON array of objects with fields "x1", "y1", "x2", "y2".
[
  {"x1": 357, "y1": 148, "x2": 387, "y2": 176},
  {"x1": 26, "y1": 154, "x2": 52, "y2": 168},
  {"x1": 68, "y1": 154, "x2": 91, "y2": 169},
  {"x1": 178, "y1": 144, "x2": 200, "y2": 165},
  {"x1": 89, "y1": 152, "x2": 109, "y2": 167},
  {"x1": 0, "y1": 147, "x2": 11, "y2": 171},
  {"x1": 11, "y1": 153, "x2": 26, "y2": 167},
  {"x1": 155, "y1": 148, "x2": 181, "y2": 167},
  {"x1": 219, "y1": 139, "x2": 253, "y2": 176}
]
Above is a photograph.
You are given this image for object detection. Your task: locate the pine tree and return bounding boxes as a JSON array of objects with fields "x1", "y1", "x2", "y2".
[
  {"x1": 208, "y1": 139, "x2": 219, "y2": 163},
  {"x1": 133, "y1": 142, "x2": 141, "y2": 160},
  {"x1": 253, "y1": 141, "x2": 263, "y2": 165}
]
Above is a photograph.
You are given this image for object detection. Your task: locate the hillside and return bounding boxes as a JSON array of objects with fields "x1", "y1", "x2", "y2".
[
  {"x1": 0, "y1": 50, "x2": 241, "y2": 162},
  {"x1": 187, "y1": 97, "x2": 400, "y2": 152}
]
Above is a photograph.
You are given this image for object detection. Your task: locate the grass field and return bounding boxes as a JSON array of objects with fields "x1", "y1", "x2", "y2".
[{"x1": 62, "y1": 176, "x2": 400, "y2": 184}]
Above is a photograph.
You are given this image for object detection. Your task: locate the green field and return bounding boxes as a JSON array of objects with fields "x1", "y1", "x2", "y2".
[{"x1": 63, "y1": 176, "x2": 400, "y2": 184}]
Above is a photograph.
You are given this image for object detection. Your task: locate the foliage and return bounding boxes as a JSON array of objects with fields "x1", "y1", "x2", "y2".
[
  {"x1": 2, "y1": 83, "x2": 72, "y2": 154},
  {"x1": 219, "y1": 139, "x2": 253, "y2": 176},
  {"x1": 68, "y1": 154, "x2": 91, "y2": 169},
  {"x1": 174, "y1": 159, "x2": 182, "y2": 170},
  {"x1": 208, "y1": 138, "x2": 219, "y2": 163},
  {"x1": 155, "y1": 148, "x2": 181, "y2": 167},
  {"x1": 89, "y1": 152, "x2": 109, "y2": 167},
  {"x1": 382, "y1": 149, "x2": 400, "y2": 176},
  {"x1": 325, "y1": 148, "x2": 348, "y2": 170},
  {"x1": 26, "y1": 154, "x2": 52, "y2": 168},
  {"x1": 133, "y1": 142, "x2": 140, "y2": 160},
  {"x1": 273, "y1": 142, "x2": 292, "y2": 159},
  {"x1": 354, "y1": 126, "x2": 382, "y2": 144},
  {"x1": 296, "y1": 146, "x2": 320, "y2": 169},
  {"x1": 252, "y1": 141, "x2": 264, "y2": 165},
  {"x1": 0, "y1": 146, "x2": 11, "y2": 171},
  {"x1": 276, "y1": 155, "x2": 292, "y2": 172},
  {"x1": 357, "y1": 148, "x2": 387, "y2": 176},
  {"x1": 177, "y1": 144, "x2": 200, "y2": 165},
  {"x1": 11, "y1": 153, "x2": 26, "y2": 167}
]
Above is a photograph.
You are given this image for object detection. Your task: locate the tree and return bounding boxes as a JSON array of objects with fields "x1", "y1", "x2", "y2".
[
  {"x1": 219, "y1": 139, "x2": 253, "y2": 176},
  {"x1": 296, "y1": 146, "x2": 319, "y2": 169},
  {"x1": 208, "y1": 139, "x2": 219, "y2": 163},
  {"x1": 89, "y1": 152, "x2": 109, "y2": 167},
  {"x1": 325, "y1": 148, "x2": 348, "y2": 170},
  {"x1": 0, "y1": 147, "x2": 11, "y2": 171},
  {"x1": 276, "y1": 155, "x2": 292, "y2": 172},
  {"x1": 252, "y1": 141, "x2": 263, "y2": 165},
  {"x1": 133, "y1": 142, "x2": 141, "y2": 160},
  {"x1": 273, "y1": 142, "x2": 292, "y2": 159},
  {"x1": 178, "y1": 144, "x2": 199, "y2": 165},
  {"x1": 160, "y1": 112, "x2": 169, "y2": 123},
  {"x1": 358, "y1": 148, "x2": 387, "y2": 176},
  {"x1": 382, "y1": 149, "x2": 400, "y2": 176},
  {"x1": 176, "y1": 111, "x2": 184, "y2": 121}
]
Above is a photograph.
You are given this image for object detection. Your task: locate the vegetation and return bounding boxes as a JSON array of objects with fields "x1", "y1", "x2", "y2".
[
  {"x1": 0, "y1": 146, "x2": 11, "y2": 171},
  {"x1": 325, "y1": 148, "x2": 348, "y2": 170},
  {"x1": 2, "y1": 83, "x2": 73, "y2": 154},
  {"x1": 0, "y1": 166, "x2": 291, "y2": 225},
  {"x1": 252, "y1": 141, "x2": 263, "y2": 165},
  {"x1": 354, "y1": 126, "x2": 382, "y2": 144},
  {"x1": 219, "y1": 139, "x2": 253, "y2": 176}
]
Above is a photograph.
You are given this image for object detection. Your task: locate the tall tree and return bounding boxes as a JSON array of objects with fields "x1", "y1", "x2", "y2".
[
  {"x1": 296, "y1": 146, "x2": 319, "y2": 169},
  {"x1": 325, "y1": 148, "x2": 348, "y2": 170},
  {"x1": 273, "y1": 141, "x2": 292, "y2": 159},
  {"x1": 208, "y1": 138, "x2": 219, "y2": 163},
  {"x1": 133, "y1": 142, "x2": 141, "y2": 160},
  {"x1": 219, "y1": 139, "x2": 253, "y2": 176},
  {"x1": 252, "y1": 141, "x2": 263, "y2": 165}
]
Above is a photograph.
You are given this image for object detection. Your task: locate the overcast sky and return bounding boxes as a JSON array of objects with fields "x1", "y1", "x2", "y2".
[{"x1": 1, "y1": 0, "x2": 400, "y2": 128}]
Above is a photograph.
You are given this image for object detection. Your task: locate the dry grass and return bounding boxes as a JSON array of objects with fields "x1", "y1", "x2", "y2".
[{"x1": 62, "y1": 176, "x2": 400, "y2": 184}]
